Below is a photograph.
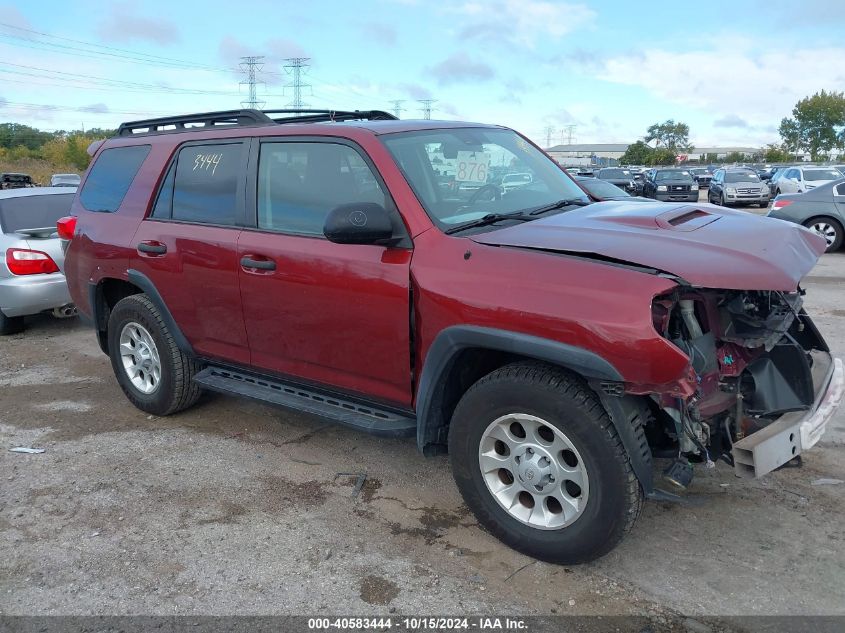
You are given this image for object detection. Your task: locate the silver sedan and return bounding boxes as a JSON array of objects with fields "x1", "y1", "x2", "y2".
[{"x1": 0, "y1": 187, "x2": 77, "y2": 334}]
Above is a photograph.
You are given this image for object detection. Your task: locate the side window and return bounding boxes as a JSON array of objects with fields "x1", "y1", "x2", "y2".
[
  {"x1": 171, "y1": 143, "x2": 244, "y2": 225},
  {"x1": 151, "y1": 162, "x2": 176, "y2": 219},
  {"x1": 835, "y1": 183, "x2": 845, "y2": 197},
  {"x1": 257, "y1": 142, "x2": 388, "y2": 236},
  {"x1": 80, "y1": 145, "x2": 151, "y2": 212}
]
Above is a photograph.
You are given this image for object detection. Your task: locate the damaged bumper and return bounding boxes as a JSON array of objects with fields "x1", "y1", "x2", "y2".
[{"x1": 732, "y1": 356, "x2": 843, "y2": 478}]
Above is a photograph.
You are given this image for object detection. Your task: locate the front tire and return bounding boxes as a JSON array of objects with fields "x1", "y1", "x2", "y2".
[
  {"x1": 448, "y1": 362, "x2": 642, "y2": 564},
  {"x1": 107, "y1": 294, "x2": 202, "y2": 416}
]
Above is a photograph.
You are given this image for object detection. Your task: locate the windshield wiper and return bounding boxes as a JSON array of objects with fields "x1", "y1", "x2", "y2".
[
  {"x1": 526, "y1": 198, "x2": 592, "y2": 216},
  {"x1": 444, "y1": 211, "x2": 532, "y2": 235}
]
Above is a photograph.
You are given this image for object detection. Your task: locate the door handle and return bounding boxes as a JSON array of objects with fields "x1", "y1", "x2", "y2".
[
  {"x1": 137, "y1": 241, "x2": 167, "y2": 255},
  {"x1": 240, "y1": 255, "x2": 276, "y2": 271}
]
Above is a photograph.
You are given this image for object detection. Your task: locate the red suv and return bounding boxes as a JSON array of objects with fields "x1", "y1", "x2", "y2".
[{"x1": 62, "y1": 109, "x2": 843, "y2": 563}]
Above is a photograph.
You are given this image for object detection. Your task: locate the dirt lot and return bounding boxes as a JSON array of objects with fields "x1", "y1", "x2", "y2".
[{"x1": 1, "y1": 242, "x2": 844, "y2": 621}]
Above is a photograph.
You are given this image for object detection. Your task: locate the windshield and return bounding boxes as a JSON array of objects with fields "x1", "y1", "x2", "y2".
[
  {"x1": 598, "y1": 169, "x2": 629, "y2": 179},
  {"x1": 655, "y1": 170, "x2": 692, "y2": 182},
  {"x1": 805, "y1": 169, "x2": 842, "y2": 181},
  {"x1": 381, "y1": 128, "x2": 588, "y2": 230},
  {"x1": 724, "y1": 171, "x2": 760, "y2": 183},
  {"x1": 579, "y1": 178, "x2": 630, "y2": 199},
  {"x1": 0, "y1": 193, "x2": 74, "y2": 233},
  {"x1": 689, "y1": 168, "x2": 709, "y2": 175}
]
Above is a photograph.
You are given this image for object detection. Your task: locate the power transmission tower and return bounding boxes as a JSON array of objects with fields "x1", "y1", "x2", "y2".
[
  {"x1": 389, "y1": 100, "x2": 405, "y2": 118},
  {"x1": 418, "y1": 99, "x2": 437, "y2": 120},
  {"x1": 562, "y1": 124, "x2": 577, "y2": 145},
  {"x1": 283, "y1": 57, "x2": 312, "y2": 108},
  {"x1": 239, "y1": 56, "x2": 265, "y2": 109},
  {"x1": 543, "y1": 125, "x2": 556, "y2": 148}
]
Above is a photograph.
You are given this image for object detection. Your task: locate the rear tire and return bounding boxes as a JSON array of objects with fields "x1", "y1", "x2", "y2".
[
  {"x1": 0, "y1": 310, "x2": 25, "y2": 335},
  {"x1": 448, "y1": 362, "x2": 642, "y2": 564},
  {"x1": 107, "y1": 294, "x2": 202, "y2": 415},
  {"x1": 803, "y1": 217, "x2": 843, "y2": 253}
]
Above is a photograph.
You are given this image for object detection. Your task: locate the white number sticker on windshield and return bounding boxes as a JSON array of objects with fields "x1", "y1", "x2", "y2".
[{"x1": 455, "y1": 151, "x2": 490, "y2": 183}]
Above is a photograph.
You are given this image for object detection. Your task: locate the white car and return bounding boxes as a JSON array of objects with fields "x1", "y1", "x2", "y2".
[
  {"x1": 773, "y1": 166, "x2": 843, "y2": 195},
  {"x1": 501, "y1": 172, "x2": 533, "y2": 193}
]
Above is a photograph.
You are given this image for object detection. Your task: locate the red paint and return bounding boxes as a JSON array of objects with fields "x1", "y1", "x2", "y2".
[{"x1": 63, "y1": 118, "x2": 827, "y2": 413}]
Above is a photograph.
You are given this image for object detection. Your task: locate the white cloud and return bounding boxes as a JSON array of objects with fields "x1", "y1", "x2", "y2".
[
  {"x1": 453, "y1": 0, "x2": 595, "y2": 47},
  {"x1": 596, "y1": 44, "x2": 845, "y2": 126}
]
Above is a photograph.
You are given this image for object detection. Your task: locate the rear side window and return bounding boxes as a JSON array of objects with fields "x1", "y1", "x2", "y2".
[
  {"x1": 170, "y1": 143, "x2": 244, "y2": 225},
  {"x1": 0, "y1": 193, "x2": 74, "y2": 233},
  {"x1": 80, "y1": 145, "x2": 151, "y2": 212}
]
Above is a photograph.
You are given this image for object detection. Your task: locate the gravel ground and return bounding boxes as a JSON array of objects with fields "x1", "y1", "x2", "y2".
[{"x1": 1, "y1": 209, "x2": 843, "y2": 622}]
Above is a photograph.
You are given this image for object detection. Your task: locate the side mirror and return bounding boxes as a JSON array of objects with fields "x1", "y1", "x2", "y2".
[{"x1": 323, "y1": 202, "x2": 394, "y2": 245}]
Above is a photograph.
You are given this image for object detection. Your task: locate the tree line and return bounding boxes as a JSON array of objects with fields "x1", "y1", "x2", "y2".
[{"x1": 0, "y1": 123, "x2": 115, "y2": 171}]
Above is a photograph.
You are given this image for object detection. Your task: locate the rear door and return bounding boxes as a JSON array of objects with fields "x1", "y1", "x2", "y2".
[
  {"x1": 236, "y1": 137, "x2": 413, "y2": 406},
  {"x1": 131, "y1": 140, "x2": 250, "y2": 364},
  {"x1": 834, "y1": 182, "x2": 845, "y2": 219}
]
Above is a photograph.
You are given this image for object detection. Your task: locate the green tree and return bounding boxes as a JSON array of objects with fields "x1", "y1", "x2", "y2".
[
  {"x1": 722, "y1": 151, "x2": 749, "y2": 164},
  {"x1": 644, "y1": 119, "x2": 694, "y2": 152},
  {"x1": 0, "y1": 123, "x2": 54, "y2": 150},
  {"x1": 650, "y1": 147, "x2": 677, "y2": 166},
  {"x1": 763, "y1": 144, "x2": 791, "y2": 163},
  {"x1": 620, "y1": 140, "x2": 653, "y2": 165},
  {"x1": 779, "y1": 90, "x2": 845, "y2": 161}
]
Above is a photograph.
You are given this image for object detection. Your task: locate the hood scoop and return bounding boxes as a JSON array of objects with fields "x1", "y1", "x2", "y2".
[{"x1": 655, "y1": 207, "x2": 719, "y2": 231}]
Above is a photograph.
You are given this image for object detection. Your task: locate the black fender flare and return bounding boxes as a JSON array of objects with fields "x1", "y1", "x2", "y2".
[
  {"x1": 123, "y1": 269, "x2": 194, "y2": 355},
  {"x1": 414, "y1": 325, "x2": 654, "y2": 494},
  {"x1": 415, "y1": 326, "x2": 614, "y2": 435}
]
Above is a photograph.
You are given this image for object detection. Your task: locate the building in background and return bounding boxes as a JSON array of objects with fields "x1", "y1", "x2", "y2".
[{"x1": 545, "y1": 143, "x2": 768, "y2": 166}]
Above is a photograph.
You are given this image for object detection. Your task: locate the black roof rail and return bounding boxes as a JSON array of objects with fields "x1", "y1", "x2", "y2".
[
  {"x1": 116, "y1": 109, "x2": 275, "y2": 137},
  {"x1": 116, "y1": 108, "x2": 398, "y2": 137}
]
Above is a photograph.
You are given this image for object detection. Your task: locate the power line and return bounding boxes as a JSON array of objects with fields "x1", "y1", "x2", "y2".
[
  {"x1": 561, "y1": 125, "x2": 577, "y2": 145},
  {"x1": 283, "y1": 57, "x2": 311, "y2": 108},
  {"x1": 418, "y1": 99, "x2": 437, "y2": 120},
  {"x1": 543, "y1": 125, "x2": 556, "y2": 148},
  {"x1": 239, "y1": 56, "x2": 265, "y2": 109},
  {"x1": 389, "y1": 100, "x2": 405, "y2": 118}
]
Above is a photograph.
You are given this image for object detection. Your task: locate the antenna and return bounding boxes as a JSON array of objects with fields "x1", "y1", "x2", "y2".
[
  {"x1": 283, "y1": 57, "x2": 312, "y2": 108},
  {"x1": 239, "y1": 56, "x2": 266, "y2": 109}
]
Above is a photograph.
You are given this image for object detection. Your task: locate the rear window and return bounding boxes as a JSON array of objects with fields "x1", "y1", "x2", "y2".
[
  {"x1": 80, "y1": 145, "x2": 151, "y2": 212},
  {"x1": 0, "y1": 193, "x2": 74, "y2": 233}
]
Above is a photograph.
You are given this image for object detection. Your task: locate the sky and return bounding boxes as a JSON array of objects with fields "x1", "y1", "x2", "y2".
[{"x1": 1, "y1": 0, "x2": 844, "y2": 149}]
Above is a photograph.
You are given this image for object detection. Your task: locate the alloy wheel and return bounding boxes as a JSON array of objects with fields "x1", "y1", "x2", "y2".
[
  {"x1": 118, "y1": 321, "x2": 162, "y2": 394},
  {"x1": 478, "y1": 413, "x2": 590, "y2": 530},
  {"x1": 809, "y1": 221, "x2": 838, "y2": 247}
]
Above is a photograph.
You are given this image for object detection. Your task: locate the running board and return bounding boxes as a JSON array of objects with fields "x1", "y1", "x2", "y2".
[{"x1": 193, "y1": 367, "x2": 417, "y2": 438}]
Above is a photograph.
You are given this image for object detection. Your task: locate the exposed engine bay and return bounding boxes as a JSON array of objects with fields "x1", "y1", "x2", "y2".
[{"x1": 648, "y1": 287, "x2": 834, "y2": 486}]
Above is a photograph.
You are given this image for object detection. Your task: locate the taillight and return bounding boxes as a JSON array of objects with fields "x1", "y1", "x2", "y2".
[
  {"x1": 772, "y1": 199, "x2": 793, "y2": 210},
  {"x1": 5, "y1": 248, "x2": 60, "y2": 275},
  {"x1": 56, "y1": 215, "x2": 77, "y2": 241}
]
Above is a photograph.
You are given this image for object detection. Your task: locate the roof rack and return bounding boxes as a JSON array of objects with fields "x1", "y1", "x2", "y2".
[{"x1": 116, "y1": 109, "x2": 398, "y2": 137}]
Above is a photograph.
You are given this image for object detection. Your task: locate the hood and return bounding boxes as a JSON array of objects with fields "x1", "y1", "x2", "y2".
[{"x1": 471, "y1": 200, "x2": 826, "y2": 291}]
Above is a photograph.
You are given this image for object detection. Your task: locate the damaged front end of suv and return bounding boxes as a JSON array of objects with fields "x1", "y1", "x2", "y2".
[{"x1": 649, "y1": 287, "x2": 843, "y2": 486}]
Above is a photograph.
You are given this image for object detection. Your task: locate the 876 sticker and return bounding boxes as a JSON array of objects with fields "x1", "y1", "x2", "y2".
[{"x1": 455, "y1": 151, "x2": 490, "y2": 183}]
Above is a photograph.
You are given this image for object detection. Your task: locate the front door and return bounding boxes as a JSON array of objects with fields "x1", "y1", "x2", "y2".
[
  {"x1": 237, "y1": 139, "x2": 413, "y2": 406},
  {"x1": 131, "y1": 140, "x2": 250, "y2": 364}
]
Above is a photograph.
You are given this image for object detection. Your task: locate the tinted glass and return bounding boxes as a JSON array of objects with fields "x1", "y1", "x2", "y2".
[
  {"x1": 804, "y1": 169, "x2": 842, "y2": 181},
  {"x1": 151, "y1": 162, "x2": 176, "y2": 219},
  {"x1": 724, "y1": 171, "x2": 760, "y2": 183},
  {"x1": 599, "y1": 169, "x2": 628, "y2": 178},
  {"x1": 172, "y1": 143, "x2": 243, "y2": 225},
  {"x1": 655, "y1": 170, "x2": 692, "y2": 182},
  {"x1": 579, "y1": 178, "x2": 629, "y2": 198},
  {"x1": 0, "y1": 193, "x2": 74, "y2": 233},
  {"x1": 382, "y1": 128, "x2": 587, "y2": 229},
  {"x1": 80, "y1": 145, "x2": 150, "y2": 212},
  {"x1": 835, "y1": 183, "x2": 845, "y2": 196},
  {"x1": 257, "y1": 142, "x2": 387, "y2": 236}
]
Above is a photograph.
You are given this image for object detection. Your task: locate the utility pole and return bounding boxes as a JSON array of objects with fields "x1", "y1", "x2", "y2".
[
  {"x1": 389, "y1": 100, "x2": 405, "y2": 118},
  {"x1": 418, "y1": 99, "x2": 437, "y2": 120},
  {"x1": 283, "y1": 57, "x2": 311, "y2": 109},
  {"x1": 239, "y1": 56, "x2": 266, "y2": 109},
  {"x1": 543, "y1": 125, "x2": 556, "y2": 148}
]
